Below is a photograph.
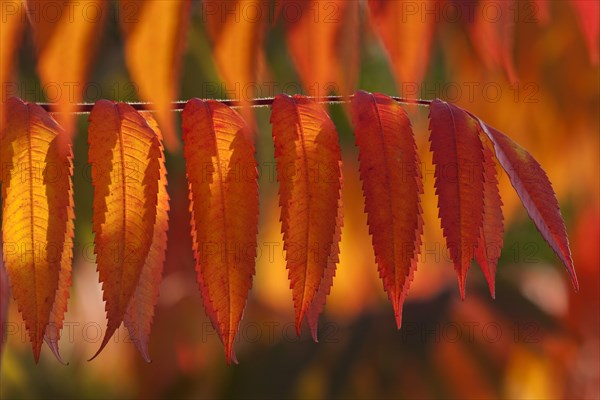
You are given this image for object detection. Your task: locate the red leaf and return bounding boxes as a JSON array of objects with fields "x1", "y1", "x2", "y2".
[
  {"x1": 351, "y1": 91, "x2": 423, "y2": 327},
  {"x1": 182, "y1": 99, "x2": 258, "y2": 364},
  {"x1": 470, "y1": 0, "x2": 517, "y2": 83},
  {"x1": 571, "y1": 0, "x2": 600, "y2": 64},
  {"x1": 270, "y1": 94, "x2": 343, "y2": 335},
  {"x1": 476, "y1": 118, "x2": 579, "y2": 291},
  {"x1": 306, "y1": 174, "x2": 343, "y2": 341},
  {"x1": 474, "y1": 144, "x2": 504, "y2": 298},
  {"x1": 429, "y1": 99, "x2": 485, "y2": 299}
]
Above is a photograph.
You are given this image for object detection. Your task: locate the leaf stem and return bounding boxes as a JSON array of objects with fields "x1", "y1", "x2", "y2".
[{"x1": 37, "y1": 95, "x2": 432, "y2": 114}]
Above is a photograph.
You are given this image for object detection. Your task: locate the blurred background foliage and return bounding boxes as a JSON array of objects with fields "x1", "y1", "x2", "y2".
[{"x1": 1, "y1": 0, "x2": 599, "y2": 399}]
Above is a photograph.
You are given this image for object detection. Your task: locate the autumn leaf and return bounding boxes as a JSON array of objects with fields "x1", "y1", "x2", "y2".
[
  {"x1": 469, "y1": 0, "x2": 517, "y2": 83},
  {"x1": 120, "y1": 0, "x2": 191, "y2": 151},
  {"x1": 571, "y1": 0, "x2": 599, "y2": 64},
  {"x1": 88, "y1": 100, "x2": 161, "y2": 359},
  {"x1": 285, "y1": 0, "x2": 359, "y2": 97},
  {"x1": 351, "y1": 91, "x2": 423, "y2": 327},
  {"x1": 26, "y1": 0, "x2": 107, "y2": 135},
  {"x1": 0, "y1": 97, "x2": 74, "y2": 362},
  {"x1": 306, "y1": 166, "x2": 343, "y2": 342},
  {"x1": 122, "y1": 113, "x2": 169, "y2": 363},
  {"x1": 0, "y1": 1, "x2": 25, "y2": 133},
  {"x1": 476, "y1": 118, "x2": 579, "y2": 291},
  {"x1": 474, "y1": 144, "x2": 504, "y2": 298},
  {"x1": 206, "y1": 0, "x2": 266, "y2": 125},
  {"x1": 270, "y1": 94, "x2": 343, "y2": 335},
  {"x1": 367, "y1": 0, "x2": 436, "y2": 95},
  {"x1": 429, "y1": 99, "x2": 485, "y2": 299},
  {"x1": 182, "y1": 98, "x2": 258, "y2": 364},
  {"x1": 43, "y1": 137, "x2": 75, "y2": 364}
]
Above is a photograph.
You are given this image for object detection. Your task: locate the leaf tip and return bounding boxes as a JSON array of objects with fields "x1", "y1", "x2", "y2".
[
  {"x1": 44, "y1": 337, "x2": 68, "y2": 365},
  {"x1": 394, "y1": 306, "x2": 403, "y2": 330},
  {"x1": 458, "y1": 275, "x2": 467, "y2": 300}
]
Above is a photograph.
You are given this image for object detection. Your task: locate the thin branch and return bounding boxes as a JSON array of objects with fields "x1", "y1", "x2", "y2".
[{"x1": 37, "y1": 95, "x2": 433, "y2": 114}]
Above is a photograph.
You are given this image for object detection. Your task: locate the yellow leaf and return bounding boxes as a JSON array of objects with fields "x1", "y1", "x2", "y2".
[{"x1": 0, "y1": 97, "x2": 74, "y2": 363}]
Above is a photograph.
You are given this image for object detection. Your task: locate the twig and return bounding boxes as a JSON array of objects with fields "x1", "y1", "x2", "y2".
[{"x1": 37, "y1": 95, "x2": 433, "y2": 114}]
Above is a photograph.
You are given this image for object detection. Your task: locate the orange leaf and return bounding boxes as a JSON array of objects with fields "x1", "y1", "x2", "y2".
[
  {"x1": 306, "y1": 167, "x2": 343, "y2": 342},
  {"x1": 123, "y1": 113, "x2": 169, "y2": 363},
  {"x1": 368, "y1": 0, "x2": 436, "y2": 94},
  {"x1": 0, "y1": 97, "x2": 74, "y2": 362},
  {"x1": 182, "y1": 99, "x2": 258, "y2": 364},
  {"x1": 88, "y1": 100, "x2": 161, "y2": 359},
  {"x1": 469, "y1": 0, "x2": 517, "y2": 83},
  {"x1": 428, "y1": 99, "x2": 485, "y2": 299},
  {"x1": 270, "y1": 94, "x2": 343, "y2": 335},
  {"x1": 0, "y1": 1, "x2": 25, "y2": 132},
  {"x1": 285, "y1": 0, "x2": 359, "y2": 97},
  {"x1": 474, "y1": 144, "x2": 504, "y2": 298},
  {"x1": 120, "y1": 0, "x2": 191, "y2": 151},
  {"x1": 351, "y1": 91, "x2": 423, "y2": 327},
  {"x1": 26, "y1": 0, "x2": 107, "y2": 135},
  {"x1": 206, "y1": 0, "x2": 265, "y2": 125},
  {"x1": 476, "y1": 118, "x2": 578, "y2": 291}
]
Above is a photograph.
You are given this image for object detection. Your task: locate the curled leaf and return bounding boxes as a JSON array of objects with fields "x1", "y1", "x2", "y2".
[{"x1": 123, "y1": 113, "x2": 170, "y2": 363}]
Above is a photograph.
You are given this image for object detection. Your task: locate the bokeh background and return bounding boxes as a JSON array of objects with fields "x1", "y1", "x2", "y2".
[{"x1": 1, "y1": 0, "x2": 599, "y2": 399}]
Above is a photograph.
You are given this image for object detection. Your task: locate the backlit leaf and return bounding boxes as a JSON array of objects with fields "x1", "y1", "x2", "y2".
[
  {"x1": 0, "y1": 97, "x2": 73, "y2": 362},
  {"x1": 182, "y1": 98, "x2": 258, "y2": 364},
  {"x1": 270, "y1": 94, "x2": 343, "y2": 334},
  {"x1": 351, "y1": 91, "x2": 423, "y2": 327},
  {"x1": 88, "y1": 100, "x2": 161, "y2": 359},
  {"x1": 429, "y1": 99, "x2": 485, "y2": 298}
]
